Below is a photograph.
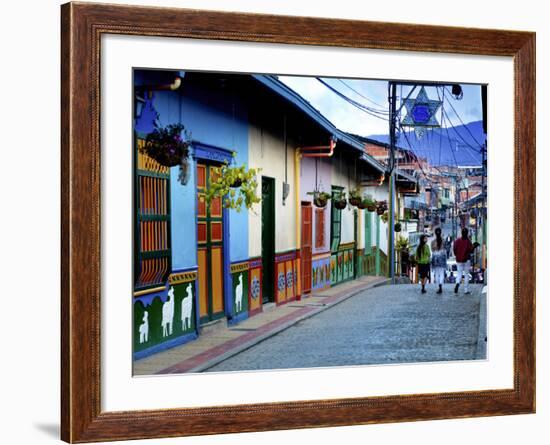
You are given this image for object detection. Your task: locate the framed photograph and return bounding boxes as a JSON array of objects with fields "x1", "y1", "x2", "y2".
[{"x1": 61, "y1": 2, "x2": 535, "y2": 442}]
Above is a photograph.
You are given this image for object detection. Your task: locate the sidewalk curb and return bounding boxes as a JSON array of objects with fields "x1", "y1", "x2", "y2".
[{"x1": 192, "y1": 277, "x2": 391, "y2": 372}]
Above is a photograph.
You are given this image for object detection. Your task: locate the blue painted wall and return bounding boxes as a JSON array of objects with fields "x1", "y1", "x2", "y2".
[
  {"x1": 134, "y1": 70, "x2": 250, "y2": 270},
  {"x1": 178, "y1": 81, "x2": 249, "y2": 264}
]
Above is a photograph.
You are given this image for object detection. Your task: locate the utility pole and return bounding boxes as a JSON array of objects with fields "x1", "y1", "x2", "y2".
[{"x1": 388, "y1": 81, "x2": 397, "y2": 282}]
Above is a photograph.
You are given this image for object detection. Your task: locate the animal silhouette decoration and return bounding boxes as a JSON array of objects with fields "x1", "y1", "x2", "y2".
[
  {"x1": 235, "y1": 273, "x2": 243, "y2": 313},
  {"x1": 161, "y1": 287, "x2": 175, "y2": 337},
  {"x1": 181, "y1": 283, "x2": 193, "y2": 331},
  {"x1": 139, "y1": 311, "x2": 149, "y2": 344}
]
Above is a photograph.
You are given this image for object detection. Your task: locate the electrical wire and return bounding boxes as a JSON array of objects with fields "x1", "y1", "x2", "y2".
[
  {"x1": 443, "y1": 86, "x2": 484, "y2": 149},
  {"x1": 337, "y1": 79, "x2": 386, "y2": 108},
  {"x1": 316, "y1": 78, "x2": 389, "y2": 122}
]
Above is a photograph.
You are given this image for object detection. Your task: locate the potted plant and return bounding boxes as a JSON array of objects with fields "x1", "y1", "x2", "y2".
[
  {"x1": 206, "y1": 163, "x2": 261, "y2": 213},
  {"x1": 396, "y1": 236, "x2": 410, "y2": 252},
  {"x1": 141, "y1": 123, "x2": 190, "y2": 167},
  {"x1": 394, "y1": 222, "x2": 402, "y2": 232},
  {"x1": 396, "y1": 236, "x2": 411, "y2": 276},
  {"x1": 348, "y1": 188, "x2": 362, "y2": 207},
  {"x1": 361, "y1": 196, "x2": 376, "y2": 212},
  {"x1": 307, "y1": 191, "x2": 332, "y2": 208},
  {"x1": 333, "y1": 191, "x2": 347, "y2": 210},
  {"x1": 381, "y1": 211, "x2": 389, "y2": 223},
  {"x1": 376, "y1": 200, "x2": 387, "y2": 215}
]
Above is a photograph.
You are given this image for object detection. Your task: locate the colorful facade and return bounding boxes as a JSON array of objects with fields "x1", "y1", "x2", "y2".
[{"x1": 132, "y1": 70, "x2": 398, "y2": 359}]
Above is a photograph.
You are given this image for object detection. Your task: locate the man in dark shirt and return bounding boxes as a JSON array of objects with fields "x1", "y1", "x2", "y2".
[{"x1": 453, "y1": 228, "x2": 480, "y2": 295}]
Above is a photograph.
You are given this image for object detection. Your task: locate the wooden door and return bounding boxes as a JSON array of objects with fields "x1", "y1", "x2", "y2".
[
  {"x1": 261, "y1": 177, "x2": 275, "y2": 303},
  {"x1": 197, "y1": 163, "x2": 225, "y2": 323},
  {"x1": 301, "y1": 204, "x2": 312, "y2": 294}
]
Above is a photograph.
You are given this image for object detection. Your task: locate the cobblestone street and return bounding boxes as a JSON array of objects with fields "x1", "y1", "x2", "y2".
[{"x1": 206, "y1": 283, "x2": 486, "y2": 372}]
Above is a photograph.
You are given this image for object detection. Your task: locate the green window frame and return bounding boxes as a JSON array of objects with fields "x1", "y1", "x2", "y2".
[
  {"x1": 134, "y1": 134, "x2": 172, "y2": 291},
  {"x1": 330, "y1": 186, "x2": 343, "y2": 252},
  {"x1": 364, "y1": 211, "x2": 372, "y2": 255}
]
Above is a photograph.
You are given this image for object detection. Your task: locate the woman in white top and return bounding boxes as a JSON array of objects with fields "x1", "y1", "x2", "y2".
[{"x1": 431, "y1": 227, "x2": 448, "y2": 294}]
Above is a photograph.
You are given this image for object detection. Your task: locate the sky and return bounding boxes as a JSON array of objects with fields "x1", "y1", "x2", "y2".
[{"x1": 279, "y1": 75, "x2": 484, "y2": 137}]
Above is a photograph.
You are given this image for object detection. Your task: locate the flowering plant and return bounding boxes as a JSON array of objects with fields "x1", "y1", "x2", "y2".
[
  {"x1": 348, "y1": 188, "x2": 362, "y2": 206},
  {"x1": 142, "y1": 123, "x2": 190, "y2": 167},
  {"x1": 307, "y1": 191, "x2": 331, "y2": 208},
  {"x1": 206, "y1": 161, "x2": 261, "y2": 212}
]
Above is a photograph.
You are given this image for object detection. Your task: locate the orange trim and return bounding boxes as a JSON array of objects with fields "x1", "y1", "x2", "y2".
[{"x1": 300, "y1": 138, "x2": 337, "y2": 157}]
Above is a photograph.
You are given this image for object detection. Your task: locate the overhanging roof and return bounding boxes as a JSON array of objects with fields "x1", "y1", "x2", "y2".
[{"x1": 252, "y1": 75, "x2": 385, "y2": 174}]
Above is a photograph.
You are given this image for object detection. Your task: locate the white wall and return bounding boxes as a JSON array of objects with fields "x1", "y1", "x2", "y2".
[
  {"x1": 248, "y1": 120, "x2": 297, "y2": 255},
  {"x1": 3, "y1": 1, "x2": 547, "y2": 445}
]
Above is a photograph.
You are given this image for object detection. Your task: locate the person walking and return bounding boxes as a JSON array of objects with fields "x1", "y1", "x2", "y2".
[
  {"x1": 453, "y1": 228, "x2": 480, "y2": 295},
  {"x1": 445, "y1": 235, "x2": 453, "y2": 257},
  {"x1": 431, "y1": 227, "x2": 447, "y2": 294},
  {"x1": 416, "y1": 234, "x2": 431, "y2": 294}
]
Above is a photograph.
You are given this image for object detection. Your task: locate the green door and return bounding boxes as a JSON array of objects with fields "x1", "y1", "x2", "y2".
[{"x1": 261, "y1": 177, "x2": 275, "y2": 303}]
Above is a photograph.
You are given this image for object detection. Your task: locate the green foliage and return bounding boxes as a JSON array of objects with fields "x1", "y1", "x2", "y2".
[
  {"x1": 306, "y1": 190, "x2": 331, "y2": 208},
  {"x1": 142, "y1": 123, "x2": 190, "y2": 167},
  {"x1": 348, "y1": 188, "x2": 362, "y2": 200},
  {"x1": 306, "y1": 191, "x2": 332, "y2": 200},
  {"x1": 381, "y1": 211, "x2": 389, "y2": 223},
  {"x1": 396, "y1": 236, "x2": 410, "y2": 252},
  {"x1": 362, "y1": 195, "x2": 376, "y2": 207},
  {"x1": 206, "y1": 162, "x2": 262, "y2": 212}
]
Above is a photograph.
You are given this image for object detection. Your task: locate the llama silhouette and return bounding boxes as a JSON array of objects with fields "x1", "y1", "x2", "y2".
[
  {"x1": 161, "y1": 287, "x2": 175, "y2": 337},
  {"x1": 181, "y1": 283, "x2": 193, "y2": 331},
  {"x1": 139, "y1": 311, "x2": 149, "y2": 344},
  {"x1": 235, "y1": 274, "x2": 243, "y2": 313}
]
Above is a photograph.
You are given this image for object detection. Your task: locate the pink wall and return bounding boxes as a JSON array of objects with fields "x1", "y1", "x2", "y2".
[{"x1": 300, "y1": 157, "x2": 332, "y2": 255}]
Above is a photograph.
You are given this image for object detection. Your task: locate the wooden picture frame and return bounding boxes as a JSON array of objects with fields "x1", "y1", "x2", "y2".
[{"x1": 61, "y1": 2, "x2": 535, "y2": 442}]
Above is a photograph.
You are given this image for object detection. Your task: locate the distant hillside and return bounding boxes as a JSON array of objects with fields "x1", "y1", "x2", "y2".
[{"x1": 368, "y1": 120, "x2": 485, "y2": 167}]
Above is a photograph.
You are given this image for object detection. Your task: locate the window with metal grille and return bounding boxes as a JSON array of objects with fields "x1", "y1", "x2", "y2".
[
  {"x1": 134, "y1": 137, "x2": 171, "y2": 289},
  {"x1": 315, "y1": 208, "x2": 325, "y2": 249}
]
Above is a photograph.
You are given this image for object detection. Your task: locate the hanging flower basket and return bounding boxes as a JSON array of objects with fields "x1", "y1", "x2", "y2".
[
  {"x1": 308, "y1": 191, "x2": 331, "y2": 208},
  {"x1": 360, "y1": 196, "x2": 376, "y2": 212},
  {"x1": 230, "y1": 178, "x2": 243, "y2": 188},
  {"x1": 376, "y1": 200, "x2": 387, "y2": 215},
  {"x1": 142, "y1": 123, "x2": 190, "y2": 167},
  {"x1": 334, "y1": 198, "x2": 347, "y2": 210},
  {"x1": 347, "y1": 188, "x2": 363, "y2": 207},
  {"x1": 333, "y1": 191, "x2": 347, "y2": 209},
  {"x1": 206, "y1": 163, "x2": 262, "y2": 212},
  {"x1": 394, "y1": 222, "x2": 402, "y2": 232}
]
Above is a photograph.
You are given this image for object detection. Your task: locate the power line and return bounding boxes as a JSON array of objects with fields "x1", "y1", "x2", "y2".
[
  {"x1": 337, "y1": 79, "x2": 386, "y2": 108},
  {"x1": 443, "y1": 86, "x2": 484, "y2": 149},
  {"x1": 441, "y1": 107, "x2": 484, "y2": 159},
  {"x1": 316, "y1": 78, "x2": 389, "y2": 122}
]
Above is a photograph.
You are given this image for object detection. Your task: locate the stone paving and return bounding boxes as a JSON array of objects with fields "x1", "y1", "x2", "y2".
[
  {"x1": 206, "y1": 283, "x2": 486, "y2": 372},
  {"x1": 133, "y1": 275, "x2": 387, "y2": 375}
]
